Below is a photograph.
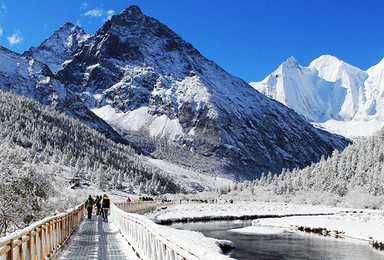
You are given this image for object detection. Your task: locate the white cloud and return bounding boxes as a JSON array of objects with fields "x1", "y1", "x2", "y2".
[
  {"x1": 84, "y1": 8, "x2": 102, "y2": 17},
  {"x1": 0, "y1": 3, "x2": 7, "y2": 17},
  {"x1": 83, "y1": 7, "x2": 115, "y2": 21},
  {"x1": 80, "y1": 2, "x2": 89, "y2": 9},
  {"x1": 7, "y1": 30, "x2": 23, "y2": 45},
  {"x1": 106, "y1": 10, "x2": 115, "y2": 20},
  {"x1": 0, "y1": 27, "x2": 3, "y2": 37}
]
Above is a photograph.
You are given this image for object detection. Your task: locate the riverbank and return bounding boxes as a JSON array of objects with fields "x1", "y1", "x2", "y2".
[
  {"x1": 145, "y1": 201, "x2": 343, "y2": 223},
  {"x1": 145, "y1": 201, "x2": 384, "y2": 253},
  {"x1": 246, "y1": 210, "x2": 384, "y2": 250}
]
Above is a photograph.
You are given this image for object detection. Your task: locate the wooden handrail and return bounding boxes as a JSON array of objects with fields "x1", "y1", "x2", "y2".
[
  {"x1": 0, "y1": 203, "x2": 85, "y2": 260},
  {"x1": 112, "y1": 203, "x2": 231, "y2": 260}
]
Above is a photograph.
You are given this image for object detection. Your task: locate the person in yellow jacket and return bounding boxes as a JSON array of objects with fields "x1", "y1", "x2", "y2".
[{"x1": 100, "y1": 194, "x2": 111, "y2": 222}]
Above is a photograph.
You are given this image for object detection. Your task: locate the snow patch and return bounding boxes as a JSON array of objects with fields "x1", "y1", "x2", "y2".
[
  {"x1": 229, "y1": 225, "x2": 285, "y2": 235},
  {"x1": 142, "y1": 157, "x2": 235, "y2": 192},
  {"x1": 315, "y1": 118, "x2": 384, "y2": 139},
  {"x1": 92, "y1": 106, "x2": 185, "y2": 139}
]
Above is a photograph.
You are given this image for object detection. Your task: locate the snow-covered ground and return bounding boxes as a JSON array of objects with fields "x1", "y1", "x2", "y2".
[
  {"x1": 248, "y1": 210, "x2": 384, "y2": 244},
  {"x1": 143, "y1": 157, "x2": 236, "y2": 193},
  {"x1": 145, "y1": 201, "x2": 384, "y2": 253},
  {"x1": 314, "y1": 118, "x2": 384, "y2": 139},
  {"x1": 70, "y1": 184, "x2": 384, "y2": 252},
  {"x1": 145, "y1": 201, "x2": 343, "y2": 223}
]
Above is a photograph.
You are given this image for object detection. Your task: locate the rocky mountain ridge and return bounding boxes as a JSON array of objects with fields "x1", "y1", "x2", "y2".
[
  {"x1": 23, "y1": 22, "x2": 89, "y2": 73},
  {"x1": 0, "y1": 45, "x2": 125, "y2": 144}
]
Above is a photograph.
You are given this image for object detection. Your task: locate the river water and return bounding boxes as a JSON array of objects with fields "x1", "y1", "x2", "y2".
[{"x1": 171, "y1": 220, "x2": 383, "y2": 260}]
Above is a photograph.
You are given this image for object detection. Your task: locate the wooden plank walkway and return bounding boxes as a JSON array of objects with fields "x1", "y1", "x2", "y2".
[{"x1": 57, "y1": 213, "x2": 139, "y2": 260}]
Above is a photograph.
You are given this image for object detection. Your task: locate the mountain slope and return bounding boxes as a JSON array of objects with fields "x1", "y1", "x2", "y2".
[
  {"x1": 251, "y1": 55, "x2": 384, "y2": 138},
  {"x1": 0, "y1": 45, "x2": 125, "y2": 143},
  {"x1": 23, "y1": 22, "x2": 89, "y2": 73},
  {"x1": 56, "y1": 6, "x2": 350, "y2": 178}
]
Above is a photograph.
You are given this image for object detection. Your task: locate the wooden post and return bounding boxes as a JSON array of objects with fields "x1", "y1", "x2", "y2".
[
  {"x1": 55, "y1": 219, "x2": 59, "y2": 251},
  {"x1": 44, "y1": 225, "x2": 48, "y2": 259},
  {"x1": 18, "y1": 239, "x2": 24, "y2": 260},
  {"x1": 47, "y1": 222, "x2": 51, "y2": 257},
  {"x1": 62, "y1": 216, "x2": 66, "y2": 240},
  {"x1": 40, "y1": 228, "x2": 44, "y2": 260},
  {"x1": 60, "y1": 217, "x2": 64, "y2": 244},
  {"x1": 27, "y1": 231, "x2": 32, "y2": 260},
  {"x1": 68, "y1": 215, "x2": 71, "y2": 235},
  {"x1": 7, "y1": 239, "x2": 13, "y2": 260},
  {"x1": 34, "y1": 230, "x2": 38, "y2": 260}
]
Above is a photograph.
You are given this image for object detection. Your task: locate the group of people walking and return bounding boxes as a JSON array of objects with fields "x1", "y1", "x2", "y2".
[{"x1": 85, "y1": 194, "x2": 111, "y2": 222}]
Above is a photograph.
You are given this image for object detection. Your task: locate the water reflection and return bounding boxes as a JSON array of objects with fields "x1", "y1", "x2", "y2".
[{"x1": 171, "y1": 220, "x2": 383, "y2": 260}]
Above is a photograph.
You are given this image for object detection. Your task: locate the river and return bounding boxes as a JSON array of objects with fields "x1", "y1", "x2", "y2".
[{"x1": 170, "y1": 220, "x2": 383, "y2": 259}]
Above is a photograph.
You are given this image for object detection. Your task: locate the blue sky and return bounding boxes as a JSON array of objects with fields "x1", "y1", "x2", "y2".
[{"x1": 1, "y1": 0, "x2": 384, "y2": 82}]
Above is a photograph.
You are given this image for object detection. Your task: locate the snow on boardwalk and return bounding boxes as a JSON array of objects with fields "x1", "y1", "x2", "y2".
[{"x1": 57, "y1": 214, "x2": 138, "y2": 260}]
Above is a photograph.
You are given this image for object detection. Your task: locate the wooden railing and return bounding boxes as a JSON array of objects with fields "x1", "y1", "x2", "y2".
[
  {"x1": 0, "y1": 203, "x2": 84, "y2": 260},
  {"x1": 111, "y1": 203, "x2": 231, "y2": 260}
]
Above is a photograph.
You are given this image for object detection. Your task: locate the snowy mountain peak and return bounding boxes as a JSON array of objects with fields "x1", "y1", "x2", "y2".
[
  {"x1": 102, "y1": 5, "x2": 149, "y2": 33},
  {"x1": 251, "y1": 55, "x2": 384, "y2": 138},
  {"x1": 278, "y1": 56, "x2": 305, "y2": 75},
  {"x1": 23, "y1": 22, "x2": 89, "y2": 73},
  {"x1": 102, "y1": 4, "x2": 184, "y2": 53},
  {"x1": 60, "y1": 22, "x2": 87, "y2": 38},
  {"x1": 60, "y1": 22, "x2": 77, "y2": 32},
  {"x1": 309, "y1": 55, "x2": 366, "y2": 85},
  {"x1": 310, "y1": 54, "x2": 342, "y2": 67},
  {"x1": 120, "y1": 5, "x2": 144, "y2": 17},
  {"x1": 284, "y1": 56, "x2": 299, "y2": 67}
]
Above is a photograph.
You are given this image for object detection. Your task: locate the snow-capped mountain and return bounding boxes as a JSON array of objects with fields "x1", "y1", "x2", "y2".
[
  {"x1": 309, "y1": 55, "x2": 369, "y2": 121},
  {"x1": 250, "y1": 57, "x2": 342, "y2": 123},
  {"x1": 0, "y1": 45, "x2": 125, "y2": 143},
  {"x1": 23, "y1": 22, "x2": 89, "y2": 73},
  {"x1": 251, "y1": 55, "x2": 384, "y2": 138},
  {"x1": 54, "y1": 6, "x2": 349, "y2": 178}
]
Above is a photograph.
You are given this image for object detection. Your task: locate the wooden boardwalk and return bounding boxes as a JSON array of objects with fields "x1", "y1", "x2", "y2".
[{"x1": 57, "y1": 213, "x2": 138, "y2": 260}]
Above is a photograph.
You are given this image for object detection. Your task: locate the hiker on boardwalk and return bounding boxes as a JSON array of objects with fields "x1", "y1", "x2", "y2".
[
  {"x1": 85, "y1": 195, "x2": 94, "y2": 219},
  {"x1": 100, "y1": 194, "x2": 111, "y2": 222},
  {"x1": 95, "y1": 195, "x2": 102, "y2": 215}
]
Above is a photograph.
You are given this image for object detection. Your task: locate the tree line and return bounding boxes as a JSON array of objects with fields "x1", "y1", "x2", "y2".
[{"x1": 218, "y1": 128, "x2": 384, "y2": 209}]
